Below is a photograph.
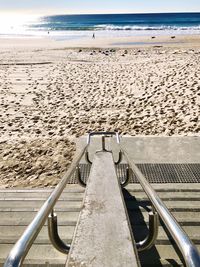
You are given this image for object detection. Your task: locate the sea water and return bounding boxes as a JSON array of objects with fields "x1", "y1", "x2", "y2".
[{"x1": 1, "y1": 13, "x2": 200, "y2": 39}]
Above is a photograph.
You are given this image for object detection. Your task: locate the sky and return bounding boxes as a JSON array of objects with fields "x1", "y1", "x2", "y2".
[{"x1": 0, "y1": 0, "x2": 200, "y2": 15}]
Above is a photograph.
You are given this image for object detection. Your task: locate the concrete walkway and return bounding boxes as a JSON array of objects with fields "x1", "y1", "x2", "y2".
[{"x1": 77, "y1": 136, "x2": 200, "y2": 163}]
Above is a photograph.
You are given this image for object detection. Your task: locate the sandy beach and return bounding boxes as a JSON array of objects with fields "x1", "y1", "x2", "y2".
[{"x1": 0, "y1": 35, "x2": 200, "y2": 188}]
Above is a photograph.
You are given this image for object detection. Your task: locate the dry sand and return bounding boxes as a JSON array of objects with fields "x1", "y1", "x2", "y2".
[{"x1": 0, "y1": 36, "x2": 200, "y2": 188}]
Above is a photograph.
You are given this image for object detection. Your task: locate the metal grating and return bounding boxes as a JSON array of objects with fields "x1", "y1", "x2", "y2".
[{"x1": 68, "y1": 163, "x2": 200, "y2": 184}]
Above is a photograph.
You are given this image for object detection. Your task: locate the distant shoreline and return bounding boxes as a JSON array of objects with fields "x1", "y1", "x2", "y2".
[
  {"x1": 1, "y1": 12, "x2": 200, "y2": 39},
  {"x1": 0, "y1": 34, "x2": 200, "y2": 50}
]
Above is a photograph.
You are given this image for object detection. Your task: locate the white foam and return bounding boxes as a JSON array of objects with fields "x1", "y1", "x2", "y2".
[{"x1": 95, "y1": 24, "x2": 200, "y2": 31}]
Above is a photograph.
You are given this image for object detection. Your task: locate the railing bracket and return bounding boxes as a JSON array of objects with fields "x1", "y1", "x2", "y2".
[
  {"x1": 76, "y1": 166, "x2": 86, "y2": 187},
  {"x1": 121, "y1": 166, "x2": 131, "y2": 187},
  {"x1": 136, "y1": 210, "x2": 159, "y2": 251},
  {"x1": 48, "y1": 210, "x2": 70, "y2": 254},
  {"x1": 85, "y1": 150, "x2": 92, "y2": 164},
  {"x1": 115, "y1": 150, "x2": 123, "y2": 165}
]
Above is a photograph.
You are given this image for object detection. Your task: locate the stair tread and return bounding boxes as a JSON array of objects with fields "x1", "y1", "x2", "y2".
[
  {"x1": 0, "y1": 244, "x2": 66, "y2": 260},
  {"x1": 1, "y1": 225, "x2": 200, "y2": 244},
  {"x1": 0, "y1": 183, "x2": 199, "y2": 267},
  {"x1": 0, "y1": 211, "x2": 199, "y2": 225}
]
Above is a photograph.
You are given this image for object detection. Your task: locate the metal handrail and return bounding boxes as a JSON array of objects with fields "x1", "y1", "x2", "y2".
[
  {"x1": 120, "y1": 145, "x2": 200, "y2": 267},
  {"x1": 4, "y1": 144, "x2": 88, "y2": 267},
  {"x1": 4, "y1": 132, "x2": 200, "y2": 267}
]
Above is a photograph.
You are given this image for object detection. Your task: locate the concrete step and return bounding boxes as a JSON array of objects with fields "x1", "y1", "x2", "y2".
[
  {"x1": 0, "y1": 211, "x2": 79, "y2": 226},
  {"x1": 125, "y1": 185, "x2": 200, "y2": 266},
  {"x1": 0, "y1": 184, "x2": 199, "y2": 267},
  {"x1": 1, "y1": 225, "x2": 200, "y2": 245},
  {"x1": 0, "y1": 244, "x2": 66, "y2": 266},
  {"x1": 2, "y1": 191, "x2": 200, "y2": 201},
  {"x1": 126, "y1": 191, "x2": 200, "y2": 200},
  {"x1": 0, "y1": 191, "x2": 84, "y2": 199},
  {"x1": 0, "y1": 210, "x2": 199, "y2": 226},
  {"x1": 125, "y1": 200, "x2": 200, "y2": 212},
  {"x1": 0, "y1": 200, "x2": 82, "y2": 209},
  {"x1": 125, "y1": 183, "x2": 200, "y2": 192},
  {"x1": 0, "y1": 199, "x2": 199, "y2": 211},
  {"x1": 0, "y1": 225, "x2": 74, "y2": 244},
  {"x1": 139, "y1": 245, "x2": 200, "y2": 266}
]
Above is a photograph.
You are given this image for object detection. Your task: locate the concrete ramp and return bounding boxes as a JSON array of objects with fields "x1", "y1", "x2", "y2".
[{"x1": 66, "y1": 151, "x2": 140, "y2": 267}]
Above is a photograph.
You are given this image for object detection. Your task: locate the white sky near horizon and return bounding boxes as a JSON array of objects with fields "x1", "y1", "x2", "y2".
[{"x1": 0, "y1": 0, "x2": 200, "y2": 16}]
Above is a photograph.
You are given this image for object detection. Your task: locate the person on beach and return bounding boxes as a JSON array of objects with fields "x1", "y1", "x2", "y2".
[{"x1": 92, "y1": 33, "x2": 95, "y2": 39}]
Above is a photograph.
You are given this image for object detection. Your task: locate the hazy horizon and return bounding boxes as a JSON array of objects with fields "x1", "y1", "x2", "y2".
[
  {"x1": 0, "y1": 0, "x2": 200, "y2": 16},
  {"x1": 1, "y1": 11, "x2": 200, "y2": 18}
]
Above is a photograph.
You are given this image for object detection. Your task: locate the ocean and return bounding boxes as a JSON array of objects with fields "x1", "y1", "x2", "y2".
[{"x1": 1, "y1": 13, "x2": 200, "y2": 39}]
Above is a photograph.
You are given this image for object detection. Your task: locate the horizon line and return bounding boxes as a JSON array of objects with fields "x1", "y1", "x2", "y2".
[
  {"x1": 40, "y1": 11, "x2": 200, "y2": 16},
  {"x1": 0, "y1": 10, "x2": 200, "y2": 16}
]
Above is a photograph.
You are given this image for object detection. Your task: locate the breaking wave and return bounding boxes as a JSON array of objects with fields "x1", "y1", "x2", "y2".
[{"x1": 94, "y1": 24, "x2": 200, "y2": 31}]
